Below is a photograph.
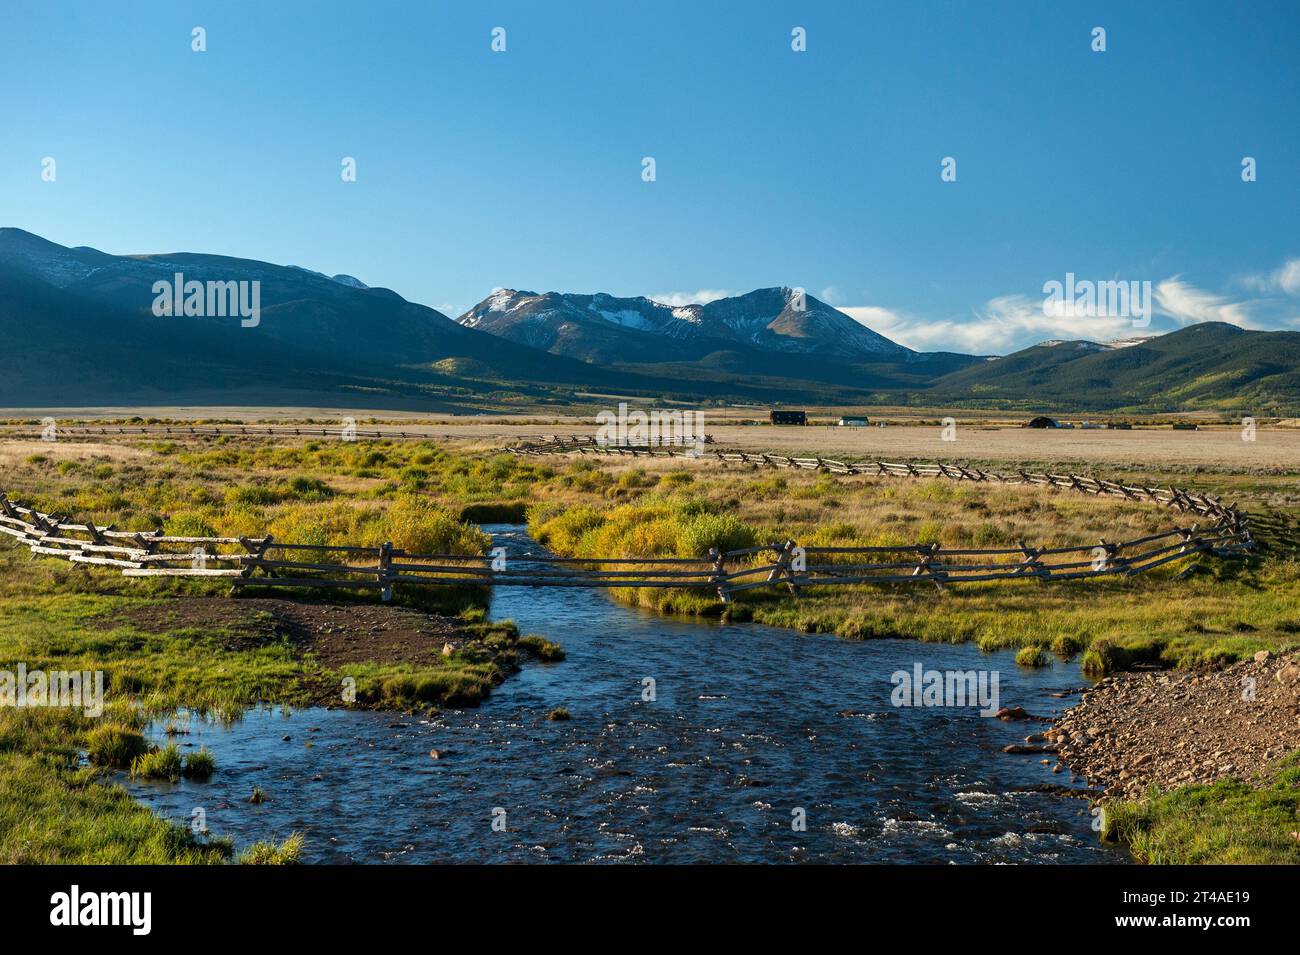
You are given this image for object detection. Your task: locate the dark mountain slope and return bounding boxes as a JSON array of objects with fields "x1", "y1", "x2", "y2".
[
  {"x1": 0, "y1": 229, "x2": 707, "y2": 403},
  {"x1": 931, "y1": 323, "x2": 1300, "y2": 412}
]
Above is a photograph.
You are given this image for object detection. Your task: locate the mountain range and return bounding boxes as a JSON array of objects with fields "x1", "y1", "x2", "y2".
[
  {"x1": 458, "y1": 287, "x2": 913, "y2": 364},
  {"x1": 1, "y1": 227, "x2": 1296, "y2": 414}
]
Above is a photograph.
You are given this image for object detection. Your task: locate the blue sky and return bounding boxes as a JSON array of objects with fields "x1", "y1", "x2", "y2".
[{"x1": 2, "y1": 0, "x2": 1297, "y2": 354}]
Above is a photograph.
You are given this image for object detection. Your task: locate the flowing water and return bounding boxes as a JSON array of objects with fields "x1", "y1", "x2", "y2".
[{"x1": 123, "y1": 525, "x2": 1127, "y2": 864}]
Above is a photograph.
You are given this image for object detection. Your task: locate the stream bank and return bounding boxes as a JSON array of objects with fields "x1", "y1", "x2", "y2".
[{"x1": 121, "y1": 525, "x2": 1127, "y2": 864}]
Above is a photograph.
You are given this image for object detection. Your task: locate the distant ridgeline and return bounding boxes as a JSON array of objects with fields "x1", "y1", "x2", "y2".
[{"x1": 1, "y1": 228, "x2": 1296, "y2": 412}]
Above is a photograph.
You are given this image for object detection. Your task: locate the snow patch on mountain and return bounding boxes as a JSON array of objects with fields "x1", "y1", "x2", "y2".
[{"x1": 589, "y1": 305, "x2": 658, "y2": 332}]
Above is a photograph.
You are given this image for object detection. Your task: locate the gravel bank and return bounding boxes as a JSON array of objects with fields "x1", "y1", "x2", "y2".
[{"x1": 1049, "y1": 651, "x2": 1300, "y2": 799}]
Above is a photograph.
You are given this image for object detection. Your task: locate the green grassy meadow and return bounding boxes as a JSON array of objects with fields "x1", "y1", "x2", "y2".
[{"x1": 2, "y1": 433, "x2": 1298, "y2": 863}]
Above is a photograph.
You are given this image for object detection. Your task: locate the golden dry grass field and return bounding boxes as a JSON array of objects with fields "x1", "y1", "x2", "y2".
[{"x1": 4, "y1": 407, "x2": 1300, "y2": 472}]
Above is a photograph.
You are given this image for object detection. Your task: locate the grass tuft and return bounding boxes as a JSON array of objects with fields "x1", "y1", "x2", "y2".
[
  {"x1": 519, "y1": 635, "x2": 566, "y2": 661},
  {"x1": 86, "y1": 724, "x2": 148, "y2": 769},
  {"x1": 238, "y1": 831, "x2": 304, "y2": 865},
  {"x1": 182, "y1": 747, "x2": 217, "y2": 781},
  {"x1": 130, "y1": 743, "x2": 184, "y2": 781},
  {"x1": 1015, "y1": 645, "x2": 1050, "y2": 667}
]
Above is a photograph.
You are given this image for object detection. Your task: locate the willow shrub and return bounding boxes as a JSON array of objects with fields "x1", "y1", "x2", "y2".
[
  {"x1": 533, "y1": 502, "x2": 758, "y2": 560},
  {"x1": 677, "y1": 513, "x2": 757, "y2": 557},
  {"x1": 162, "y1": 512, "x2": 219, "y2": 538},
  {"x1": 533, "y1": 505, "x2": 607, "y2": 553},
  {"x1": 382, "y1": 498, "x2": 490, "y2": 555},
  {"x1": 263, "y1": 499, "x2": 487, "y2": 555}
]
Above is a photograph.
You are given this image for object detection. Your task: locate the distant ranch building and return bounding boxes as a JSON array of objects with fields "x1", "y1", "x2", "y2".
[
  {"x1": 770, "y1": 410, "x2": 807, "y2": 425},
  {"x1": 1025, "y1": 416, "x2": 1059, "y2": 429}
]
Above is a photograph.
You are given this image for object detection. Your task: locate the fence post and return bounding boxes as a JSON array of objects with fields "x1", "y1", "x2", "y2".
[
  {"x1": 765, "y1": 539, "x2": 801, "y2": 596},
  {"x1": 379, "y1": 541, "x2": 394, "y2": 603},
  {"x1": 1107, "y1": 537, "x2": 1131, "y2": 575},
  {"x1": 911, "y1": 542, "x2": 946, "y2": 591},
  {"x1": 238, "y1": 535, "x2": 274, "y2": 576},
  {"x1": 783, "y1": 540, "x2": 801, "y2": 595},
  {"x1": 708, "y1": 547, "x2": 730, "y2": 603},
  {"x1": 1015, "y1": 539, "x2": 1044, "y2": 580}
]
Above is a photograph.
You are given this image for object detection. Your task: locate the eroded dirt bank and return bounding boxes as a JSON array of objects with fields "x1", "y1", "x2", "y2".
[
  {"x1": 105, "y1": 596, "x2": 465, "y2": 663},
  {"x1": 100, "y1": 596, "x2": 510, "y2": 706},
  {"x1": 1049, "y1": 651, "x2": 1300, "y2": 799}
]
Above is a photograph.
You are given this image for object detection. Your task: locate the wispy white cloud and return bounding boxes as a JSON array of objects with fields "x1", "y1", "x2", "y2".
[
  {"x1": 649, "y1": 289, "x2": 733, "y2": 308},
  {"x1": 841, "y1": 261, "x2": 1300, "y2": 354},
  {"x1": 840, "y1": 296, "x2": 1137, "y2": 354},
  {"x1": 1154, "y1": 278, "x2": 1254, "y2": 327},
  {"x1": 1280, "y1": 260, "x2": 1300, "y2": 296},
  {"x1": 1242, "y1": 258, "x2": 1300, "y2": 297}
]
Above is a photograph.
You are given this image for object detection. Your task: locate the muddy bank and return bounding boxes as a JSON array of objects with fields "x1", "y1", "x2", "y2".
[
  {"x1": 101, "y1": 596, "x2": 514, "y2": 706},
  {"x1": 1049, "y1": 651, "x2": 1300, "y2": 799}
]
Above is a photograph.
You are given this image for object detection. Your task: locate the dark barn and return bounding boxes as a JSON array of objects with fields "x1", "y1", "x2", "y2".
[
  {"x1": 770, "y1": 410, "x2": 807, "y2": 425},
  {"x1": 1025, "y1": 416, "x2": 1059, "y2": 429}
]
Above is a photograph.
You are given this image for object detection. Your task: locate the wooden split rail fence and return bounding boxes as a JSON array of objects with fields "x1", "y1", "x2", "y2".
[
  {"x1": 506, "y1": 437, "x2": 1249, "y2": 525},
  {"x1": 3, "y1": 426, "x2": 717, "y2": 446},
  {"x1": 0, "y1": 484, "x2": 1251, "y2": 603},
  {"x1": 6, "y1": 425, "x2": 484, "y2": 442}
]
